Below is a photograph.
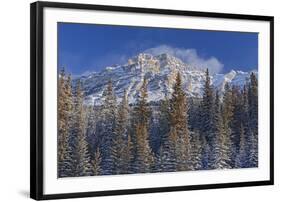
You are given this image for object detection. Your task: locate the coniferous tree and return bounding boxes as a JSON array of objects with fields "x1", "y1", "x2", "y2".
[
  {"x1": 200, "y1": 68, "x2": 215, "y2": 169},
  {"x1": 58, "y1": 71, "x2": 74, "y2": 177},
  {"x1": 248, "y1": 73, "x2": 258, "y2": 167},
  {"x1": 85, "y1": 106, "x2": 96, "y2": 138},
  {"x1": 123, "y1": 134, "x2": 134, "y2": 173},
  {"x1": 134, "y1": 78, "x2": 151, "y2": 124},
  {"x1": 230, "y1": 86, "x2": 244, "y2": 166},
  {"x1": 111, "y1": 90, "x2": 133, "y2": 174},
  {"x1": 84, "y1": 105, "x2": 98, "y2": 163},
  {"x1": 189, "y1": 130, "x2": 203, "y2": 170},
  {"x1": 149, "y1": 113, "x2": 161, "y2": 154},
  {"x1": 154, "y1": 145, "x2": 169, "y2": 172},
  {"x1": 221, "y1": 82, "x2": 234, "y2": 168},
  {"x1": 188, "y1": 98, "x2": 201, "y2": 131},
  {"x1": 200, "y1": 68, "x2": 214, "y2": 141},
  {"x1": 248, "y1": 130, "x2": 258, "y2": 167},
  {"x1": 98, "y1": 80, "x2": 117, "y2": 175},
  {"x1": 168, "y1": 72, "x2": 191, "y2": 171},
  {"x1": 159, "y1": 97, "x2": 171, "y2": 146},
  {"x1": 248, "y1": 73, "x2": 258, "y2": 132},
  {"x1": 235, "y1": 124, "x2": 248, "y2": 168},
  {"x1": 72, "y1": 80, "x2": 92, "y2": 176},
  {"x1": 241, "y1": 84, "x2": 250, "y2": 155},
  {"x1": 133, "y1": 78, "x2": 154, "y2": 173},
  {"x1": 135, "y1": 123, "x2": 154, "y2": 172},
  {"x1": 155, "y1": 97, "x2": 170, "y2": 153},
  {"x1": 58, "y1": 68, "x2": 67, "y2": 161},
  {"x1": 91, "y1": 148, "x2": 102, "y2": 175},
  {"x1": 157, "y1": 97, "x2": 175, "y2": 172},
  {"x1": 201, "y1": 136, "x2": 211, "y2": 169},
  {"x1": 164, "y1": 128, "x2": 177, "y2": 171},
  {"x1": 222, "y1": 83, "x2": 234, "y2": 125},
  {"x1": 212, "y1": 91, "x2": 232, "y2": 169}
]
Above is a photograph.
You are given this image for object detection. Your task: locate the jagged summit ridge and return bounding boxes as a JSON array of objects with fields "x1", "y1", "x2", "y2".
[
  {"x1": 120, "y1": 53, "x2": 194, "y2": 74},
  {"x1": 77, "y1": 53, "x2": 257, "y2": 105}
]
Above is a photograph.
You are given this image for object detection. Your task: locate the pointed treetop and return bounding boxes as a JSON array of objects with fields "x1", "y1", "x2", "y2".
[
  {"x1": 60, "y1": 67, "x2": 66, "y2": 77},
  {"x1": 107, "y1": 79, "x2": 113, "y2": 88},
  {"x1": 205, "y1": 68, "x2": 211, "y2": 84},
  {"x1": 142, "y1": 77, "x2": 148, "y2": 88},
  {"x1": 176, "y1": 71, "x2": 182, "y2": 85}
]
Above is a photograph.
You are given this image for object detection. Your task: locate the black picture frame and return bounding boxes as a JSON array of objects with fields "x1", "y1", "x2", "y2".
[{"x1": 30, "y1": 1, "x2": 274, "y2": 200}]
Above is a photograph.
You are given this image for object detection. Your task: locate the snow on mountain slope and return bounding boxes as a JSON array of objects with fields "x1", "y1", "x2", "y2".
[{"x1": 76, "y1": 53, "x2": 257, "y2": 105}]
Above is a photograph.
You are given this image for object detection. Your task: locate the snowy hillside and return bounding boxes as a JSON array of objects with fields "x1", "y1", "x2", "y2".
[{"x1": 76, "y1": 53, "x2": 257, "y2": 105}]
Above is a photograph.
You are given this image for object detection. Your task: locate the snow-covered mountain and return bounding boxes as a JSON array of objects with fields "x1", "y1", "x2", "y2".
[{"x1": 76, "y1": 53, "x2": 257, "y2": 105}]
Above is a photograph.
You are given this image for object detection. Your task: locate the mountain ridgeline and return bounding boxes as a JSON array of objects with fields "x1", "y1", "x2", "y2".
[
  {"x1": 77, "y1": 53, "x2": 257, "y2": 106},
  {"x1": 58, "y1": 53, "x2": 258, "y2": 177}
]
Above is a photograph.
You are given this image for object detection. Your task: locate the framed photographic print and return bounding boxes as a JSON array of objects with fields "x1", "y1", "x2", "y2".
[{"x1": 30, "y1": 1, "x2": 274, "y2": 200}]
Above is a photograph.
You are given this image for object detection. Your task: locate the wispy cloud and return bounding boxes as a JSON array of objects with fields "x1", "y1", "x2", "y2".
[{"x1": 144, "y1": 45, "x2": 224, "y2": 74}]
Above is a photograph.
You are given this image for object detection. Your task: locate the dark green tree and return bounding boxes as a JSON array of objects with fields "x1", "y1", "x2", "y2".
[
  {"x1": 72, "y1": 80, "x2": 92, "y2": 176},
  {"x1": 200, "y1": 68, "x2": 215, "y2": 168},
  {"x1": 98, "y1": 80, "x2": 117, "y2": 175},
  {"x1": 58, "y1": 71, "x2": 74, "y2": 177},
  {"x1": 133, "y1": 79, "x2": 154, "y2": 173},
  {"x1": 212, "y1": 91, "x2": 231, "y2": 169},
  {"x1": 248, "y1": 73, "x2": 258, "y2": 167},
  {"x1": 112, "y1": 90, "x2": 133, "y2": 174},
  {"x1": 168, "y1": 72, "x2": 191, "y2": 171}
]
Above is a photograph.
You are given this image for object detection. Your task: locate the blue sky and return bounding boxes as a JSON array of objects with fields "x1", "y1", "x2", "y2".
[{"x1": 58, "y1": 22, "x2": 258, "y2": 75}]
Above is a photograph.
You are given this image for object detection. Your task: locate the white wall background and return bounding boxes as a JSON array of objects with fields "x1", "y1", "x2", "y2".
[{"x1": 0, "y1": 0, "x2": 279, "y2": 201}]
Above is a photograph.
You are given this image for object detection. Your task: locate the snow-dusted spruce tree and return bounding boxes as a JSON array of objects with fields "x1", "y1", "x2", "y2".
[
  {"x1": 159, "y1": 97, "x2": 171, "y2": 147},
  {"x1": 247, "y1": 73, "x2": 258, "y2": 167},
  {"x1": 135, "y1": 123, "x2": 155, "y2": 173},
  {"x1": 58, "y1": 70, "x2": 74, "y2": 177},
  {"x1": 221, "y1": 82, "x2": 234, "y2": 168},
  {"x1": 133, "y1": 78, "x2": 155, "y2": 173},
  {"x1": 235, "y1": 124, "x2": 248, "y2": 168},
  {"x1": 134, "y1": 78, "x2": 151, "y2": 124},
  {"x1": 123, "y1": 134, "x2": 134, "y2": 173},
  {"x1": 165, "y1": 128, "x2": 177, "y2": 171},
  {"x1": 71, "y1": 80, "x2": 92, "y2": 176},
  {"x1": 98, "y1": 80, "x2": 117, "y2": 175},
  {"x1": 84, "y1": 105, "x2": 97, "y2": 157},
  {"x1": 248, "y1": 73, "x2": 258, "y2": 131},
  {"x1": 248, "y1": 130, "x2": 258, "y2": 167},
  {"x1": 154, "y1": 145, "x2": 168, "y2": 172},
  {"x1": 169, "y1": 72, "x2": 192, "y2": 171},
  {"x1": 189, "y1": 130, "x2": 203, "y2": 170},
  {"x1": 238, "y1": 84, "x2": 255, "y2": 168},
  {"x1": 212, "y1": 91, "x2": 232, "y2": 169},
  {"x1": 111, "y1": 90, "x2": 133, "y2": 174},
  {"x1": 149, "y1": 112, "x2": 161, "y2": 155},
  {"x1": 200, "y1": 135, "x2": 211, "y2": 169},
  {"x1": 91, "y1": 148, "x2": 102, "y2": 175},
  {"x1": 199, "y1": 68, "x2": 216, "y2": 169},
  {"x1": 229, "y1": 86, "x2": 244, "y2": 166},
  {"x1": 222, "y1": 83, "x2": 234, "y2": 127},
  {"x1": 157, "y1": 97, "x2": 176, "y2": 172},
  {"x1": 188, "y1": 97, "x2": 201, "y2": 132}
]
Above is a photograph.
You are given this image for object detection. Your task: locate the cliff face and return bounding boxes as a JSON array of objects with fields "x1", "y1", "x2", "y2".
[{"x1": 76, "y1": 53, "x2": 257, "y2": 105}]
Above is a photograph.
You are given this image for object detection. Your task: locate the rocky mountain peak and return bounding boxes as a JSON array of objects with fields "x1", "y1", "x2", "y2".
[
  {"x1": 123, "y1": 53, "x2": 192, "y2": 74},
  {"x1": 76, "y1": 52, "x2": 257, "y2": 106}
]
